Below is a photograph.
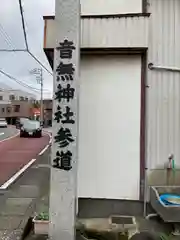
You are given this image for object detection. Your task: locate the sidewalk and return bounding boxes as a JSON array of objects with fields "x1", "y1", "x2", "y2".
[
  {"x1": 43, "y1": 127, "x2": 52, "y2": 134},
  {"x1": 0, "y1": 139, "x2": 178, "y2": 240},
  {"x1": 0, "y1": 148, "x2": 50, "y2": 240}
]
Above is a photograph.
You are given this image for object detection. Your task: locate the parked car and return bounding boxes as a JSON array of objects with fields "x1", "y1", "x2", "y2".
[
  {"x1": 0, "y1": 118, "x2": 7, "y2": 128},
  {"x1": 20, "y1": 120, "x2": 42, "y2": 138},
  {"x1": 16, "y1": 118, "x2": 29, "y2": 129}
]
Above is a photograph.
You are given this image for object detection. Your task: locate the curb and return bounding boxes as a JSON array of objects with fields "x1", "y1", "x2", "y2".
[
  {"x1": 39, "y1": 131, "x2": 52, "y2": 157},
  {"x1": 21, "y1": 217, "x2": 34, "y2": 240}
]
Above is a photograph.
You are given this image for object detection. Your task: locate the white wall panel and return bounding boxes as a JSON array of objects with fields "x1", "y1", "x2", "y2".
[{"x1": 78, "y1": 55, "x2": 141, "y2": 200}]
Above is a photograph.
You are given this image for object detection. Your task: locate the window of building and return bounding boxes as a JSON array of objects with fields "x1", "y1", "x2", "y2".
[
  {"x1": 9, "y1": 95, "x2": 15, "y2": 101},
  {"x1": 19, "y1": 96, "x2": 24, "y2": 101},
  {"x1": 14, "y1": 105, "x2": 20, "y2": 113},
  {"x1": 0, "y1": 96, "x2": 3, "y2": 100},
  {"x1": 6, "y1": 107, "x2": 11, "y2": 113},
  {"x1": 1, "y1": 108, "x2": 5, "y2": 113}
]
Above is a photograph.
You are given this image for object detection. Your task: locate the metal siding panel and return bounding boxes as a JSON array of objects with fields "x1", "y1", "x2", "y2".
[
  {"x1": 45, "y1": 16, "x2": 149, "y2": 48},
  {"x1": 46, "y1": 19, "x2": 56, "y2": 48},
  {"x1": 147, "y1": 0, "x2": 180, "y2": 169},
  {"x1": 80, "y1": 0, "x2": 142, "y2": 15},
  {"x1": 81, "y1": 16, "x2": 149, "y2": 48}
]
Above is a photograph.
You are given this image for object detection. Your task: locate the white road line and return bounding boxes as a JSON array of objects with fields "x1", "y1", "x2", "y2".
[
  {"x1": 49, "y1": 136, "x2": 52, "y2": 144},
  {"x1": 38, "y1": 144, "x2": 49, "y2": 156},
  {"x1": 0, "y1": 133, "x2": 4, "y2": 136},
  {"x1": 0, "y1": 131, "x2": 19, "y2": 143},
  {"x1": 38, "y1": 131, "x2": 52, "y2": 156},
  {"x1": 0, "y1": 130, "x2": 51, "y2": 190},
  {"x1": 0, "y1": 158, "x2": 37, "y2": 190},
  {"x1": 43, "y1": 130, "x2": 52, "y2": 138}
]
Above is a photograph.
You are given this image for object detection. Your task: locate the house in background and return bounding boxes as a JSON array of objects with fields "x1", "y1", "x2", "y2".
[
  {"x1": 29, "y1": 99, "x2": 53, "y2": 126},
  {"x1": 43, "y1": 99, "x2": 52, "y2": 127},
  {"x1": 0, "y1": 83, "x2": 36, "y2": 102},
  {"x1": 0, "y1": 84, "x2": 36, "y2": 124},
  {"x1": 31, "y1": 108, "x2": 40, "y2": 121},
  {"x1": 43, "y1": 0, "x2": 180, "y2": 218}
]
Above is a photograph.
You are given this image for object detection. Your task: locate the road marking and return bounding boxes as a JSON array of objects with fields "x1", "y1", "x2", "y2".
[
  {"x1": 0, "y1": 131, "x2": 51, "y2": 189},
  {"x1": 38, "y1": 144, "x2": 49, "y2": 156},
  {"x1": 49, "y1": 136, "x2": 52, "y2": 144},
  {"x1": 38, "y1": 130, "x2": 52, "y2": 156},
  {"x1": 0, "y1": 131, "x2": 19, "y2": 143},
  {"x1": 0, "y1": 133, "x2": 4, "y2": 136},
  {"x1": 0, "y1": 158, "x2": 37, "y2": 190}
]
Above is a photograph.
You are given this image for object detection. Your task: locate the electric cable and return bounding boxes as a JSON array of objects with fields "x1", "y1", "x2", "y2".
[
  {"x1": 0, "y1": 23, "x2": 15, "y2": 49},
  {"x1": 0, "y1": 68, "x2": 50, "y2": 92},
  {"x1": 18, "y1": 0, "x2": 53, "y2": 76},
  {"x1": 27, "y1": 51, "x2": 53, "y2": 76},
  {"x1": 0, "y1": 1, "x2": 53, "y2": 95},
  {"x1": 18, "y1": 0, "x2": 28, "y2": 50}
]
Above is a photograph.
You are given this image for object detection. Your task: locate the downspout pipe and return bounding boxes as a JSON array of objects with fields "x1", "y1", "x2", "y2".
[{"x1": 148, "y1": 63, "x2": 180, "y2": 72}]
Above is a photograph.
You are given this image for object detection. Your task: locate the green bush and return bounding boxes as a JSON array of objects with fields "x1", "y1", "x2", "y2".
[
  {"x1": 36, "y1": 212, "x2": 49, "y2": 221},
  {"x1": 159, "y1": 233, "x2": 172, "y2": 240}
]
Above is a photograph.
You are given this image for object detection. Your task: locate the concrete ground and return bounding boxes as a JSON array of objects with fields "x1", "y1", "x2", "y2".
[
  {"x1": 0, "y1": 148, "x2": 50, "y2": 240},
  {"x1": 0, "y1": 135, "x2": 179, "y2": 240},
  {"x1": 24, "y1": 193, "x2": 180, "y2": 239},
  {"x1": 43, "y1": 127, "x2": 52, "y2": 133}
]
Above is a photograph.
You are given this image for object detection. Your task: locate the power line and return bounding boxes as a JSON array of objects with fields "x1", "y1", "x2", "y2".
[
  {"x1": 0, "y1": 1, "x2": 53, "y2": 93},
  {"x1": 0, "y1": 19, "x2": 26, "y2": 52},
  {"x1": 17, "y1": 0, "x2": 53, "y2": 76},
  {"x1": 0, "y1": 48, "x2": 53, "y2": 75},
  {"x1": 0, "y1": 1, "x2": 53, "y2": 76},
  {"x1": 0, "y1": 24, "x2": 15, "y2": 49},
  {"x1": 18, "y1": 0, "x2": 29, "y2": 50},
  {"x1": 0, "y1": 49, "x2": 26, "y2": 52},
  {"x1": 28, "y1": 51, "x2": 53, "y2": 76},
  {"x1": 0, "y1": 68, "x2": 50, "y2": 92}
]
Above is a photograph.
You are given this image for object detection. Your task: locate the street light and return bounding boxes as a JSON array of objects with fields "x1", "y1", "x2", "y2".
[{"x1": 30, "y1": 68, "x2": 43, "y2": 126}]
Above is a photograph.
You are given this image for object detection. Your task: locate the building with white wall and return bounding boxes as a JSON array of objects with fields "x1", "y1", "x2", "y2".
[
  {"x1": 0, "y1": 89, "x2": 36, "y2": 103},
  {"x1": 0, "y1": 83, "x2": 36, "y2": 122},
  {"x1": 43, "y1": 0, "x2": 180, "y2": 217},
  {"x1": 0, "y1": 83, "x2": 36, "y2": 103}
]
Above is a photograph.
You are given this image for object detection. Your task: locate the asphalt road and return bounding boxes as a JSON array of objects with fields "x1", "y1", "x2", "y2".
[
  {"x1": 0, "y1": 132, "x2": 50, "y2": 186},
  {"x1": 0, "y1": 126, "x2": 19, "y2": 142}
]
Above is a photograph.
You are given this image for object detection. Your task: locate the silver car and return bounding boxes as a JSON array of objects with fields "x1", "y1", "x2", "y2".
[
  {"x1": 20, "y1": 120, "x2": 42, "y2": 138},
  {"x1": 0, "y1": 118, "x2": 7, "y2": 128}
]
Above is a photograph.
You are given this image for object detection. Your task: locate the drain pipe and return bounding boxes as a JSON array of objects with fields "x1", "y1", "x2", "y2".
[
  {"x1": 143, "y1": 167, "x2": 158, "y2": 220},
  {"x1": 142, "y1": 114, "x2": 158, "y2": 219},
  {"x1": 143, "y1": 166, "x2": 147, "y2": 218},
  {"x1": 145, "y1": 213, "x2": 158, "y2": 220},
  {"x1": 148, "y1": 63, "x2": 180, "y2": 73}
]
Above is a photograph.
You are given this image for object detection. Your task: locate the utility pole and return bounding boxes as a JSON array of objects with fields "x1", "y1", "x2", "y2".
[
  {"x1": 30, "y1": 68, "x2": 43, "y2": 126},
  {"x1": 49, "y1": 0, "x2": 80, "y2": 239},
  {"x1": 39, "y1": 68, "x2": 43, "y2": 126}
]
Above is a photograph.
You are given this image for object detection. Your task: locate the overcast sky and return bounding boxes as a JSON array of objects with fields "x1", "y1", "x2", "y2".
[{"x1": 0, "y1": 0, "x2": 55, "y2": 99}]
